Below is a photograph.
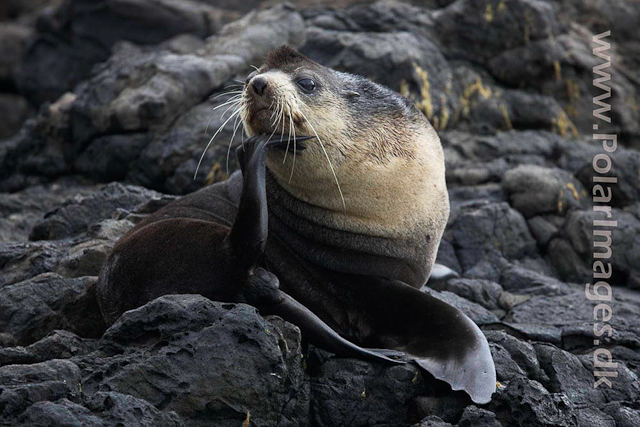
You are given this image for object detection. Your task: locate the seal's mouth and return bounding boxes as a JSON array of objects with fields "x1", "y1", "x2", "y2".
[
  {"x1": 266, "y1": 135, "x2": 310, "y2": 153},
  {"x1": 244, "y1": 105, "x2": 310, "y2": 153}
]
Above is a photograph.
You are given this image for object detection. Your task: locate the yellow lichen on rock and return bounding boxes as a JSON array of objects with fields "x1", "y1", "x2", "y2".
[
  {"x1": 412, "y1": 63, "x2": 434, "y2": 120},
  {"x1": 566, "y1": 182, "x2": 580, "y2": 200},
  {"x1": 551, "y1": 110, "x2": 579, "y2": 138},
  {"x1": 554, "y1": 61, "x2": 562, "y2": 81},
  {"x1": 501, "y1": 103, "x2": 513, "y2": 130},
  {"x1": 205, "y1": 162, "x2": 229, "y2": 186},
  {"x1": 485, "y1": 4, "x2": 494, "y2": 22}
]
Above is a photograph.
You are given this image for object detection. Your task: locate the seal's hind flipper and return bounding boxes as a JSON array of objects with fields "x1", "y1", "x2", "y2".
[{"x1": 347, "y1": 276, "x2": 496, "y2": 404}]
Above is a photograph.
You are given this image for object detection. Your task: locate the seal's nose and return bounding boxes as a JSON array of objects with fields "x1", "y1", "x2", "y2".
[{"x1": 251, "y1": 76, "x2": 268, "y2": 96}]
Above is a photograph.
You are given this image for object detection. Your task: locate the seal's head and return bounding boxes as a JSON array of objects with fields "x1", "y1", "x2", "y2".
[{"x1": 240, "y1": 45, "x2": 448, "y2": 245}]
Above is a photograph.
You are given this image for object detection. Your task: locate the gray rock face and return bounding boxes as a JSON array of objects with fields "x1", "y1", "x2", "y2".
[
  {"x1": 0, "y1": 273, "x2": 106, "y2": 345},
  {"x1": 84, "y1": 296, "x2": 308, "y2": 427},
  {"x1": 445, "y1": 201, "x2": 540, "y2": 281},
  {"x1": 1, "y1": 0, "x2": 640, "y2": 426},
  {"x1": 29, "y1": 182, "x2": 160, "y2": 241},
  {"x1": 17, "y1": 0, "x2": 225, "y2": 106},
  {"x1": 0, "y1": 359, "x2": 82, "y2": 420}
]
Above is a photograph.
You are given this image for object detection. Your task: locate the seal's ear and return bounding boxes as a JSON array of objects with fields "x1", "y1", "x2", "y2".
[
  {"x1": 343, "y1": 90, "x2": 360, "y2": 98},
  {"x1": 346, "y1": 276, "x2": 496, "y2": 404}
]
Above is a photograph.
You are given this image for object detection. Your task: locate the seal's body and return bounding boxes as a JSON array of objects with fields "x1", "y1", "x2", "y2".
[{"x1": 97, "y1": 46, "x2": 496, "y2": 404}]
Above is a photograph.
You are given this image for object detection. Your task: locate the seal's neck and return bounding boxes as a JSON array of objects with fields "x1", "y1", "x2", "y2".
[
  {"x1": 264, "y1": 170, "x2": 432, "y2": 286},
  {"x1": 266, "y1": 152, "x2": 447, "y2": 240}
]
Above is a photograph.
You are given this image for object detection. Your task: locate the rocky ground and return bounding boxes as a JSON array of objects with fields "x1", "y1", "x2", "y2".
[{"x1": 1, "y1": 0, "x2": 639, "y2": 426}]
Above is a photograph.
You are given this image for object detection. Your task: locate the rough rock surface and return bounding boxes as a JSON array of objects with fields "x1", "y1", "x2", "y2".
[{"x1": 1, "y1": 0, "x2": 639, "y2": 426}]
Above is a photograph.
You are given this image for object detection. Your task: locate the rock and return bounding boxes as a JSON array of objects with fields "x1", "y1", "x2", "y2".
[
  {"x1": 17, "y1": 0, "x2": 225, "y2": 105},
  {"x1": 546, "y1": 238, "x2": 590, "y2": 284},
  {"x1": 576, "y1": 353, "x2": 640, "y2": 405},
  {"x1": 448, "y1": 184, "x2": 506, "y2": 208},
  {"x1": 1, "y1": 0, "x2": 53, "y2": 22},
  {"x1": 444, "y1": 201, "x2": 539, "y2": 281},
  {"x1": 0, "y1": 330, "x2": 96, "y2": 367},
  {"x1": 485, "y1": 330, "x2": 545, "y2": 382},
  {"x1": 412, "y1": 415, "x2": 453, "y2": 427},
  {"x1": 0, "y1": 241, "x2": 69, "y2": 287},
  {"x1": 498, "y1": 264, "x2": 569, "y2": 296},
  {"x1": 0, "y1": 273, "x2": 106, "y2": 345},
  {"x1": 575, "y1": 408, "x2": 616, "y2": 427},
  {"x1": 534, "y1": 343, "x2": 604, "y2": 407},
  {"x1": 0, "y1": 180, "x2": 98, "y2": 243},
  {"x1": 424, "y1": 288, "x2": 500, "y2": 325},
  {"x1": 29, "y1": 183, "x2": 161, "y2": 241},
  {"x1": 505, "y1": 284, "x2": 640, "y2": 350},
  {"x1": 15, "y1": 399, "x2": 106, "y2": 427},
  {"x1": 407, "y1": 394, "x2": 472, "y2": 425},
  {"x1": 0, "y1": 333, "x2": 17, "y2": 348},
  {"x1": 1, "y1": 1, "x2": 640, "y2": 426},
  {"x1": 601, "y1": 402, "x2": 640, "y2": 427},
  {"x1": 428, "y1": 277, "x2": 503, "y2": 311},
  {"x1": 83, "y1": 392, "x2": 185, "y2": 426},
  {"x1": 54, "y1": 219, "x2": 135, "y2": 278},
  {"x1": 0, "y1": 93, "x2": 33, "y2": 141},
  {"x1": 490, "y1": 343, "x2": 527, "y2": 381},
  {"x1": 493, "y1": 377, "x2": 577, "y2": 426},
  {"x1": 0, "y1": 359, "x2": 82, "y2": 421},
  {"x1": 526, "y1": 215, "x2": 563, "y2": 248},
  {"x1": 309, "y1": 359, "x2": 426, "y2": 427},
  {"x1": 83, "y1": 295, "x2": 309, "y2": 426},
  {"x1": 0, "y1": 22, "x2": 32, "y2": 87},
  {"x1": 558, "y1": 139, "x2": 640, "y2": 207},
  {"x1": 457, "y1": 405, "x2": 502, "y2": 427},
  {"x1": 503, "y1": 165, "x2": 588, "y2": 218},
  {"x1": 0, "y1": 93, "x2": 77, "y2": 192},
  {"x1": 434, "y1": 0, "x2": 560, "y2": 64},
  {"x1": 2, "y1": 3, "x2": 307, "y2": 194},
  {"x1": 561, "y1": 209, "x2": 640, "y2": 286}
]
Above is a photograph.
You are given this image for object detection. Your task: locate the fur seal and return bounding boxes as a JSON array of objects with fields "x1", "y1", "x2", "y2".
[{"x1": 97, "y1": 46, "x2": 495, "y2": 404}]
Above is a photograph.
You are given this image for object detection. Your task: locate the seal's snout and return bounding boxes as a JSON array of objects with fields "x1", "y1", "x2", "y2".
[{"x1": 251, "y1": 76, "x2": 268, "y2": 96}]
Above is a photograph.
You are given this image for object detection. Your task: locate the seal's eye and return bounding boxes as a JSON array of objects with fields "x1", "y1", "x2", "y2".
[{"x1": 297, "y1": 78, "x2": 316, "y2": 92}]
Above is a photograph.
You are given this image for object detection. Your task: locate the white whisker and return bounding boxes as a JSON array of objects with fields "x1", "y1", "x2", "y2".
[
  {"x1": 211, "y1": 91, "x2": 243, "y2": 100},
  {"x1": 226, "y1": 112, "x2": 243, "y2": 174},
  {"x1": 298, "y1": 110, "x2": 346, "y2": 211},
  {"x1": 289, "y1": 105, "x2": 297, "y2": 183},
  {"x1": 195, "y1": 108, "x2": 241, "y2": 179}
]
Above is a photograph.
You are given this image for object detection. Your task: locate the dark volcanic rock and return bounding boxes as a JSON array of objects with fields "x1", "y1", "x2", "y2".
[
  {"x1": 457, "y1": 405, "x2": 502, "y2": 427},
  {"x1": 308, "y1": 358, "x2": 426, "y2": 427},
  {"x1": 14, "y1": 393, "x2": 185, "y2": 426},
  {"x1": 82, "y1": 295, "x2": 309, "y2": 427},
  {"x1": 1, "y1": 3, "x2": 307, "y2": 194},
  {"x1": 0, "y1": 180, "x2": 98, "y2": 243},
  {"x1": 83, "y1": 392, "x2": 184, "y2": 427},
  {"x1": 444, "y1": 201, "x2": 540, "y2": 281},
  {"x1": 0, "y1": 359, "x2": 82, "y2": 421},
  {"x1": 29, "y1": 183, "x2": 160, "y2": 241},
  {"x1": 434, "y1": 0, "x2": 560, "y2": 64},
  {"x1": 0, "y1": 273, "x2": 106, "y2": 345},
  {"x1": 2, "y1": 1, "x2": 640, "y2": 426},
  {"x1": 17, "y1": 0, "x2": 225, "y2": 106},
  {"x1": 493, "y1": 377, "x2": 577, "y2": 426},
  {"x1": 0, "y1": 93, "x2": 33, "y2": 141},
  {"x1": 0, "y1": 330, "x2": 96, "y2": 367},
  {"x1": 502, "y1": 165, "x2": 588, "y2": 218}
]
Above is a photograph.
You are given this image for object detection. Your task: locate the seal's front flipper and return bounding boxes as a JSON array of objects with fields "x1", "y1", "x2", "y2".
[
  {"x1": 229, "y1": 135, "x2": 313, "y2": 272},
  {"x1": 347, "y1": 276, "x2": 496, "y2": 404}
]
